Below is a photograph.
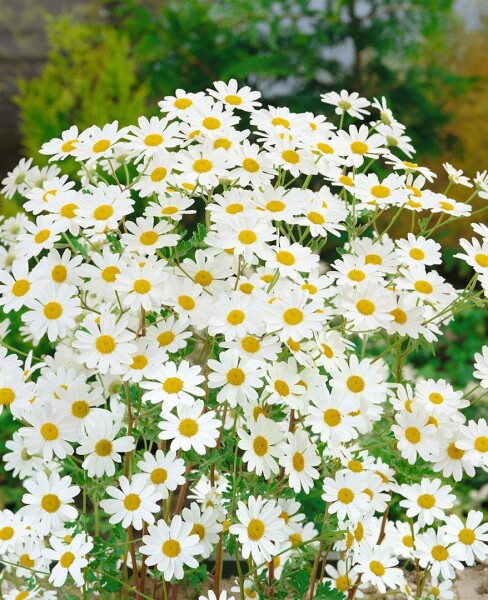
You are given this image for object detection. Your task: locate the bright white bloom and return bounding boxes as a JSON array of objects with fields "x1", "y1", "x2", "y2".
[
  {"x1": 100, "y1": 475, "x2": 162, "y2": 531},
  {"x1": 140, "y1": 515, "x2": 203, "y2": 580},
  {"x1": 45, "y1": 533, "x2": 93, "y2": 587},
  {"x1": 229, "y1": 496, "x2": 290, "y2": 563}
]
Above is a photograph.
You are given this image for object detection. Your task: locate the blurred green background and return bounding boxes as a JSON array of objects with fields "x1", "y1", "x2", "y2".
[{"x1": 0, "y1": 0, "x2": 487, "y2": 512}]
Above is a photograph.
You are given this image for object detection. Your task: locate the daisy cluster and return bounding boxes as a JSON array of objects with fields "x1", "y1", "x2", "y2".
[{"x1": 0, "y1": 81, "x2": 487, "y2": 600}]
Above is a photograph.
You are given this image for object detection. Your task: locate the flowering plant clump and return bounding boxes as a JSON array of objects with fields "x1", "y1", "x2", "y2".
[{"x1": 1, "y1": 81, "x2": 488, "y2": 600}]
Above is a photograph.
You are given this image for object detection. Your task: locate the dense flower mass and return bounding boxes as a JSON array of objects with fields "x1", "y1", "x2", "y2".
[{"x1": 0, "y1": 80, "x2": 487, "y2": 599}]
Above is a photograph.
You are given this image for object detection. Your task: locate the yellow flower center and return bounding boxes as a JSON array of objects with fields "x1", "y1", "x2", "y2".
[
  {"x1": 266, "y1": 200, "x2": 286, "y2": 212},
  {"x1": 50, "y1": 265, "x2": 67, "y2": 283},
  {"x1": 150, "y1": 167, "x2": 167, "y2": 182},
  {"x1": 0, "y1": 387, "x2": 15, "y2": 406},
  {"x1": 323, "y1": 408, "x2": 341, "y2": 426},
  {"x1": 144, "y1": 133, "x2": 163, "y2": 147},
  {"x1": 60, "y1": 202, "x2": 78, "y2": 218},
  {"x1": 202, "y1": 117, "x2": 221, "y2": 130},
  {"x1": 133, "y1": 279, "x2": 152, "y2": 294},
  {"x1": 369, "y1": 560, "x2": 385, "y2": 576},
  {"x1": 414, "y1": 280, "x2": 433, "y2": 294},
  {"x1": 238, "y1": 230, "x2": 257, "y2": 245},
  {"x1": 431, "y1": 545, "x2": 448, "y2": 561},
  {"x1": 157, "y1": 331, "x2": 175, "y2": 347},
  {"x1": 276, "y1": 250, "x2": 296, "y2": 266},
  {"x1": 101, "y1": 266, "x2": 120, "y2": 283},
  {"x1": 226, "y1": 203, "x2": 243, "y2": 214},
  {"x1": 96, "y1": 335, "x2": 116, "y2": 354},
  {"x1": 274, "y1": 379, "x2": 290, "y2": 397},
  {"x1": 365, "y1": 253, "x2": 382, "y2": 265},
  {"x1": 447, "y1": 442, "x2": 465, "y2": 460},
  {"x1": 191, "y1": 523, "x2": 206, "y2": 540},
  {"x1": 93, "y1": 204, "x2": 114, "y2": 221},
  {"x1": 348, "y1": 269, "x2": 365, "y2": 282},
  {"x1": 347, "y1": 375, "x2": 365, "y2": 393},
  {"x1": 307, "y1": 211, "x2": 325, "y2": 225},
  {"x1": 193, "y1": 159, "x2": 213, "y2": 173},
  {"x1": 271, "y1": 117, "x2": 290, "y2": 128},
  {"x1": 151, "y1": 468, "x2": 168, "y2": 484},
  {"x1": 214, "y1": 138, "x2": 232, "y2": 150},
  {"x1": 92, "y1": 139, "x2": 111, "y2": 153},
  {"x1": 281, "y1": 149, "x2": 300, "y2": 164},
  {"x1": 242, "y1": 158, "x2": 260, "y2": 173},
  {"x1": 356, "y1": 299, "x2": 375, "y2": 315},
  {"x1": 227, "y1": 367, "x2": 245, "y2": 386},
  {"x1": 247, "y1": 518, "x2": 265, "y2": 541},
  {"x1": 72, "y1": 400, "x2": 90, "y2": 419},
  {"x1": 139, "y1": 231, "x2": 159, "y2": 246},
  {"x1": 43, "y1": 301, "x2": 63, "y2": 320},
  {"x1": 241, "y1": 336, "x2": 260, "y2": 353},
  {"x1": 350, "y1": 141, "x2": 369, "y2": 154},
  {"x1": 317, "y1": 142, "x2": 334, "y2": 154},
  {"x1": 61, "y1": 139, "x2": 78, "y2": 152},
  {"x1": 417, "y1": 493, "x2": 435, "y2": 509},
  {"x1": 348, "y1": 459, "x2": 363, "y2": 473},
  {"x1": 390, "y1": 308, "x2": 407, "y2": 324},
  {"x1": 34, "y1": 229, "x2": 51, "y2": 244},
  {"x1": 224, "y1": 94, "x2": 242, "y2": 105},
  {"x1": 429, "y1": 392, "x2": 444, "y2": 405},
  {"x1": 409, "y1": 248, "x2": 425, "y2": 261},
  {"x1": 253, "y1": 435, "x2": 269, "y2": 457},
  {"x1": 40, "y1": 423, "x2": 59, "y2": 441},
  {"x1": 41, "y1": 493, "x2": 61, "y2": 513},
  {"x1": 131, "y1": 355, "x2": 148, "y2": 370},
  {"x1": 95, "y1": 439, "x2": 113, "y2": 456},
  {"x1": 179, "y1": 418, "x2": 199, "y2": 437},
  {"x1": 11, "y1": 279, "x2": 30, "y2": 297},
  {"x1": 60, "y1": 551, "x2": 76, "y2": 568},
  {"x1": 459, "y1": 528, "x2": 476, "y2": 545},
  {"x1": 405, "y1": 426, "x2": 421, "y2": 444},
  {"x1": 337, "y1": 487, "x2": 354, "y2": 504},
  {"x1": 475, "y1": 253, "x2": 488, "y2": 268},
  {"x1": 0, "y1": 526, "x2": 14, "y2": 540},
  {"x1": 123, "y1": 493, "x2": 141, "y2": 511},
  {"x1": 475, "y1": 436, "x2": 488, "y2": 452},
  {"x1": 162, "y1": 539, "x2": 181, "y2": 557},
  {"x1": 283, "y1": 308, "x2": 303, "y2": 325},
  {"x1": 292, "y1": 452, "x2": 305, "y2": 472},
  {"x1": 163, "y1": 377, "x2": 184, "y2": 394},
  {"x1": 19, "y1": 553, "x2": 35, "y2": 568},
  {"x1": 227, "y1": 309, "x2": 245, "y2": 325},
  {"x1": 371, "y1": 184, "x2": 390, "y2": 198},
  {"x1": 178, "y1": 295, "x2": 195, "y2": 310},
  {"x1": 174, "y1": 98, "x2": 192, "y2": 109},
  {"x1": 336, "y1": 575, "x2": 349, "y2": 591},
  {"x1": 194, "y1": 270, "x2": 213, "y2": 286}
]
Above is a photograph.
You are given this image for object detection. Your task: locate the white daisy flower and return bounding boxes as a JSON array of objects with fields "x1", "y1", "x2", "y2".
[
  {"x1": 44, "y1": 533, "x2": 93, "y2": 587},
  {"x1": 21, "y1": 472, "x2": 80, "y2": 536},
  {"x1": 397, "y1": 478, "x2": 456, "y2": 527},
  {"x1": 136, "y1": 450, "x2": 186, "y2": 500},
  {"x1": 140, "y1": 515, "x2": 203, "y2": 580},
  {"x1": 76, "y1": 412, "x2": 135, "y2": 477},
  {"x1": 158, "y1": 399, "x2": 220, "y2": 455},
  {"x1": 100, "y1": 475, "x2": 162, "y2": 531}
]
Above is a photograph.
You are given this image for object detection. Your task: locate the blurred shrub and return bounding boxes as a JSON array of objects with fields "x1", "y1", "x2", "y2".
[{"x1": 15, "y1": 16, "x2": 149, "y2": 162}]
